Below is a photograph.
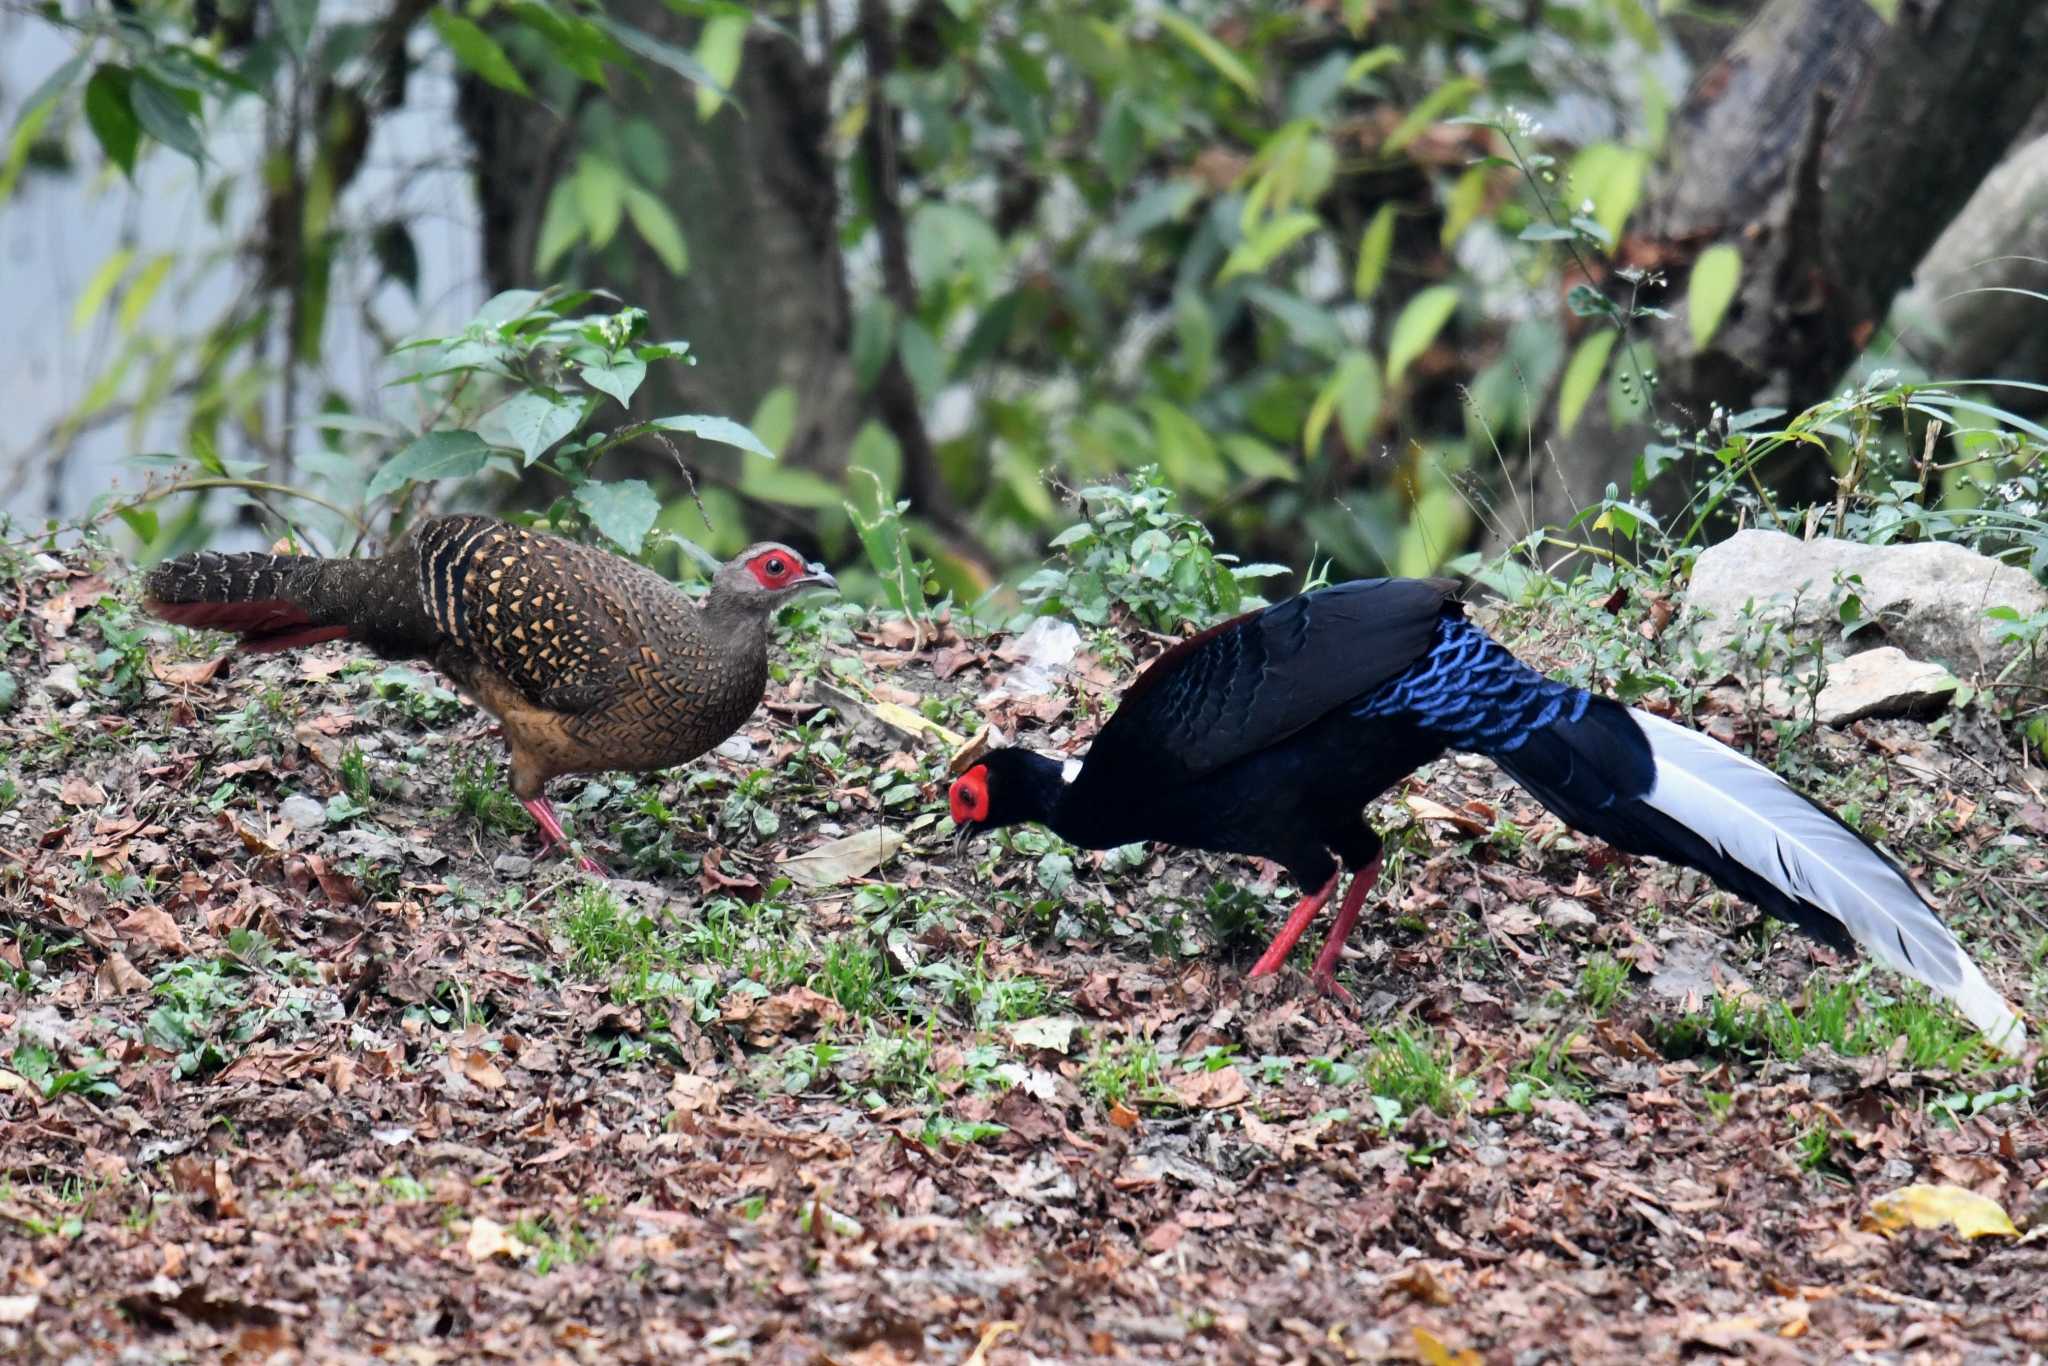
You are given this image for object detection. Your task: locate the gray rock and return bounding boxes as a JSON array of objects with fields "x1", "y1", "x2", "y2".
[
  {"x1": 1542, "y1": 898, "x2": 1597, "y2": 932},
  {"x1": 279, "y1": 794, "x2": 327, "y2": 830},
  {"x1": 1786, "y1": 647, "x2": 1958, "y2": 726},
  {"x1": 1685, "y1": 529, "x2": 2048, "y2": 674},
  {"x1": 492, "y1": 854, "x2": 534, "y2": 878}
]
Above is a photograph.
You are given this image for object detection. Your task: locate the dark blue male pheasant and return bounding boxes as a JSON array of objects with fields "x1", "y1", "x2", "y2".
[{"x1": 949, "y1": 578, "x2": 2024, "y2": 1055}]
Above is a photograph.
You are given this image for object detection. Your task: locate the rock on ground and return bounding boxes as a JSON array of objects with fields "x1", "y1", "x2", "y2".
[
  {"x1": 1684, "y1": 529, "x2": 2048, "y2": 674},
  {"x1": 1763, "y1": 646, "x2": 1960, "y2": 727}
]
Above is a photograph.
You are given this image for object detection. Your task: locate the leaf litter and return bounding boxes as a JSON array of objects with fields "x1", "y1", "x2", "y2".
[{"x1": 0, "y1": 538, "x2": 2042, "y2": 1361}]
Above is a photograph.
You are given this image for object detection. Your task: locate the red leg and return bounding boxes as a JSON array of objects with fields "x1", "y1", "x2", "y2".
[
  {"x1": 1307, "y1": 855, "x2": 1383, "y2": 998},
  {"x1": 1248, "y1": 868, "x2": 1342, "y2": 979},
  {"x1": 522, "y1": 797, "x2": 610, "y2": 879}
]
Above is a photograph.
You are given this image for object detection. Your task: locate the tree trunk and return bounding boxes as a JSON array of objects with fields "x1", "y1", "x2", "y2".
[
  {"x1": 458, "y1": 3, "x2": 861, "y2": 482},
  {"x1": 1508, "y1": 0, "x2": 2048, "y2": 544}
]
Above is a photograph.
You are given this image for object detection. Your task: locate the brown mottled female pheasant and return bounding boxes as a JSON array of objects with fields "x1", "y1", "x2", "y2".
[{"x1": 143, "y1": 515, "x2": 836, "y2": 875}]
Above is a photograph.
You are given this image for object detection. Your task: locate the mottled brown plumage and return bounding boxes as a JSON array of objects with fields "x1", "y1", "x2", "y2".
[{"x1": 143, "y1": 515, "x2": 837, "y2": 874}]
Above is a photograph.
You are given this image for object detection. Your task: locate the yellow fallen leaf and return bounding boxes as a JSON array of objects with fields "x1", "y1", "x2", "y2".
[
  {"x1": 466, "y1": 1216, "x2": 530, "y2": 1262},
  {"x1": 1864, "y1": 1184, "x2": 2017, "y2": 1240},
  {"x1": 867, "y1": 698, "x2": 966, "y2": 749},
  {"x1": 964, "y1": 1320, "x2": 1018, "y2": 1366},
  {"x1": 1412, "y1": 1325, "x2": 1481, "y2": 1366}
]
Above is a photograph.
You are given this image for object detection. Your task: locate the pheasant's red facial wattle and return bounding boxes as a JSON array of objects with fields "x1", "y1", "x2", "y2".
[
  {"x1": 949, "y1": 765, "x2": 991, "y2": 825},
  {"x1": 746, "y1": 547, "x2": 801, "y2": 590}
]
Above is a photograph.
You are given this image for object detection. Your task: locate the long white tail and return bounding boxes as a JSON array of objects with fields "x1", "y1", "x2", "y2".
[{"x1": 1628, "y1": 709, "x2": 2026, "y2": 1057}]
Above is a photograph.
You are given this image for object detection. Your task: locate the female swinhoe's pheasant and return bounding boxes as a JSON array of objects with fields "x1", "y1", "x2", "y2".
[{"x1": 143, "y1": 515, "x2": 836, "y2": 874}]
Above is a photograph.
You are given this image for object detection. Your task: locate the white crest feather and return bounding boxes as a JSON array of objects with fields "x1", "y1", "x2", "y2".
[{"x1": 1630, "y1": 709, "x2": 2026, "y2": 1057}]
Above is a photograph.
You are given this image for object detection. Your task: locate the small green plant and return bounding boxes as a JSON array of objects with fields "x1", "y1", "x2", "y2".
[
  {"x1": 507, "y1": 1215, "x2": 595, "y2": 1275},
  {"x1": 10, "y1": 1042, "x2": 121, "y2": 1101},
  {"x1": 338, "y1": 746, "x2": 372, "y2": 805},
  {"x1": 376, "y1": 289, "x2": 775, "y2": 561},
  {"x1": 1080, "y1": 1036, "x2": 1166, "y2": 1109},
  {"x1": 1363, "y1": 1025, "x2": 1466, "y2": 1119},
  {"x1": 370, "y1": 667, "x2": 465, "y2": 727},
  {"x1": 1577, "y1": 952, "x2": 1629, "y2": 1014},
  {"x1": 1015, "y1": 468, "x2": 1288, "y2": 631},
  {"x1": 451, "y1": 755, "x2": 529, "y2": 836}
]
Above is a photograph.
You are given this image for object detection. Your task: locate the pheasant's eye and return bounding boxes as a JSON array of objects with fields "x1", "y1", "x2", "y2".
[{"x1": 765, "y1": 556, "x2": 788, "y2": 577}]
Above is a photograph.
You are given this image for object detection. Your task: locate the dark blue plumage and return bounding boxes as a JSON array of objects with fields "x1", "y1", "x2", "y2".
[{"x1": 947, "y1": 575, "x2": 2024, "y2": 1051}]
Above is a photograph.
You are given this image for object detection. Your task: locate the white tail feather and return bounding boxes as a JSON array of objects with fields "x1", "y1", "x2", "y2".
[{"x1": 1630, "y1": 709, "x2": 2026, "y2": 1057}]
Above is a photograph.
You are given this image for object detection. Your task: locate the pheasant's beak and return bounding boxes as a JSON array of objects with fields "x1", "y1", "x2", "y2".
[{"x1": 799, "y1": 563, "x2": 839, "y2": 593}]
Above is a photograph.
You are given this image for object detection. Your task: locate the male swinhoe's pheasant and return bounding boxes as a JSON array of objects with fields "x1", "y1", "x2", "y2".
[{"x1": 143, "y1": 515, "x2": 836, "y2": 874}]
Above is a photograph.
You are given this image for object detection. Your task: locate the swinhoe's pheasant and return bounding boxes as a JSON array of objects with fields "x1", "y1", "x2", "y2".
[
  {"x1": 950, "y1": 577, "x2": 2025, "y2": 1056},
  {"x1": 144, "y1": 515, "x2": 837, "y2": 874}
]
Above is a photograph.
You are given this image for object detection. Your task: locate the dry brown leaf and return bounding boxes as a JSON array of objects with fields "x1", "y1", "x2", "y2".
[
  {"x1": 1170, "y1": 1064, "x2": 1249, "y2": 1109},
  {"x1": 116, "y1": 907, "x2": 189, "y2": 956},
  {"x1": 780, "y1": 828, "x2": 905, "y2": 889},
  {"x1": 457, "y1": 1048, "x2": 506, "y2": 1090},
  {"x1": 720, "y1": 985, "x2": 843, "y2": 1045},
  {"x1": 58, "y1": 775, "x2": 107, "y2": 808},
  {"x1": 466, "y1": 1216, "x2": 530, "y2": 1263},
  {"x1": 1107, "y1": 1101, "x2": 1140, "y2": 1130},
  {"x1": 962, "y1": 1320, "x2": 1019, "y2": 1366},
  {"x1": 668, "y1": 1072, "x2": 725, "y2": 1116},
  {"x1": 151, "y1": 654, "x2": 227, "y2": 687},
  {"x1": 1405, "y1": 794, "x2": 1488, "y2": 835},
  {"x1": 1005, "y1": 1016, "x2": 1080, "y2": 1054},
  {"x1": 94, "y1": 951, "x2": 151, "y2": 997}
]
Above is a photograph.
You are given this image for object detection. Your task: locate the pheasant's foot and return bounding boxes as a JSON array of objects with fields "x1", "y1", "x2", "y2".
[
  {"x1": 1247, "y1": 868, "x2": 1342, "y2": 979},
  {"x1": 1301, "y1": 855, "x2": 1381, "y2": 1002},
  {"x1": 522, "y1": 797, "x2": 612, "y2": 880}
]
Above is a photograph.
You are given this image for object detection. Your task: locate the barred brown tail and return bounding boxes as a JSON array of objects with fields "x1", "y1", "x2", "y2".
[{"x1": 143, "y1": 551, "x2": 352, "y2": 653}]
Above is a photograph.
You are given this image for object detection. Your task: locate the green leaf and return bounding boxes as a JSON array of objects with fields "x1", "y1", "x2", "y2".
[
  {"x1": 898, "y1": 320, "x2": 944, "y2": 403},
  {"x1": 1385, "y1": 77, "x2": 1480, "y2": 154},
  {"x1": 740, "y1": 462, "x2": 840, "y2": 509},
  {"x1": 851, "y1": 298, "x2": 897, "y2": 392},
  {"x1": 429, "y1": 10, "x2": 529, "y2": 94},
  {"x1": 535, "y1": 178, "x2": 584, "y2": 274},
  {"x1": 1687, "y1": 243, "x2": 1742, "y2": 350},
  {"x1": 1353, "y1": 203, "x2": 1395, "y2": 300},
  {"x1": 1305, "y1": 350, "x2": 1380, "y2": 452},
  {"x1": 84, "y1": 67, "x2": 139, "y2": 177},
  {"x1": 1385, "y1": 285, "x2": 1459, "y2": 387},
  {"x1": 575, "y1": 479, "x2": 662, "y2": 556},
  {"x1": 1155, "y1": 12, "x2": 1259, "y2": 98},
  {"x1": 582, "y1": 356, "x2": 647, "y2": 407},
  {"x1": 492, "y1": 391, "x2": 582, "y2": 465},
  {"x1": 1222, "y1": 434, "x2": 1297, "y2": 482},
  {"x1": 596, "y1": 15, "x2": 734, "y2": 101},
  {"x1": 16, "y1": 53, "x2": 86, "y2": 130},
  {"x1": 366, "y1": 430, "x2": 492, "y2": 501},
  {"x1": 1218, "y1": 210, "x2": 1323, "y2": 282},
  {"x1": 128, "y1": 73, "x2": 206, "y2": 166},
  {"x1": 276, "y1": 0, "x2": 320, "y2": 61},
  {"x1": 72, "y1": 248, "x2": 133, "y2": 332},
  {"x1": 621, "y1": 183, "x2": 688, "y2": 273},
  {"x1": 694, "y1": 13, "x2": 748, "y2": 121},
  {"x1": 1607, "y1": 0, "x2": 1661, "y2": 49},
  {"x1": 575, "y1": 157, "x2": 626, "y2": 248},
  {"x1": 117, "y1": 255, "x2": 173, "y2": 335},
  {"x1": 650, "y1": 414, "x2": 776, "y2": 459},
  {"x1": 1440, "y1": 165, "x2": 1487, "y2": 248},
  {"x1": 1557, "y1": 330, "x2": 1617, "y2": 436},
  {"x1": 1568, "y1": 142, "x2": 1649, "y2": 244}
]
